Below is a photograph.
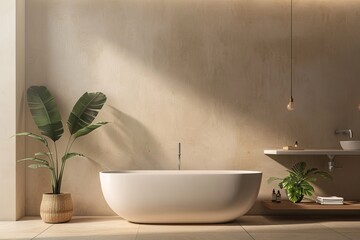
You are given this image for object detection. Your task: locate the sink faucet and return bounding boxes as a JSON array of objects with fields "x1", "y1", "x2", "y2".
[{"x1": 335, "y1": 129, "x2": 353, "y2": 139}]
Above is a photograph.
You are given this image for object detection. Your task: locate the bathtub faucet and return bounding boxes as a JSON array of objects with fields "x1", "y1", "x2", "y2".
[
  {"x1": 335, "y1": 129, "x2": 353, "y2": 139},
  {"x1": 178, "y1": 142, "x2": 181, "y2": 170}
]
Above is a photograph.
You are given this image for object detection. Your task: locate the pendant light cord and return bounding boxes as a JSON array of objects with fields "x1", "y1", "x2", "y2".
[
  {"x1": 286, "y1": 0, "x2": 294, "y2": 110},
  {"x1": 290, "y1": 0, "x2": 293, "y2": 98}
]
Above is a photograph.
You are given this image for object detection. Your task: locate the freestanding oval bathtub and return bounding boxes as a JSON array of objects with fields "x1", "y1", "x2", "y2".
[{"x1": 100, "y1": 170, "x2": 262, "y2": 224}]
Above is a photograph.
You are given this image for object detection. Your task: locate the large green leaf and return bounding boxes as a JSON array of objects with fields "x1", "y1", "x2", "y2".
[
  {"x1": 17, "y1": 157, "x2": 49, "y2": 165},
  {"x1": 27, "y1": 86, "x2": 63, "y2": 141},
  {"x1": 16, "y1": 132, "x2": 48, "y2": 147},
  {"x1": 28, "y1": 164, "x2": 53, "y2": 170},
  {"x1": 34, "y1": 152, "x2": 52, "y2": 158},
  {"x1": 304, "y1": 168, "x2": 318, "y2": 177},
  {"x1": 67, "y1": 92, "x2": 107, "y2": 135},
  {"x1": 62, "y1": 152, "x2": 85, "y2": 162},
  {"x1": 291, "y1": 162, "x2": 306, "y2": 175},
  {"x1": 300, "y1": 181, "x2": 315, "y2": 196},
  {"x1": 73, "y1": 121, "x2": 108, "y2": 139}
]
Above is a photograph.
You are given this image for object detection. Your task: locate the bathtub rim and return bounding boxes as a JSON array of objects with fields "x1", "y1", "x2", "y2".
[{"x1": 100, "y1": 170, "x2": 262, "y2": 175}]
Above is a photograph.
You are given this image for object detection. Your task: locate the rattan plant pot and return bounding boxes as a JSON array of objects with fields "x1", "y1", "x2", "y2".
[{"x1": 40, "y1": 193, "x2": 73, "y2": 223}]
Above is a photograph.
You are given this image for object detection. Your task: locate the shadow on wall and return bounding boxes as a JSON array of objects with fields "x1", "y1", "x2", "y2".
[
  {"x1": 84, "y1": 0, "x2": 290, "y2": 119},
  {"x1": 30, "y1": 0, "x2": 295, "y2": 140},
  {"x1": 26, "y1": 0, "x2": 294, "y2": 172},
  {"x1": 95, "y1": 105, "x2": 165, "y2": 170}
]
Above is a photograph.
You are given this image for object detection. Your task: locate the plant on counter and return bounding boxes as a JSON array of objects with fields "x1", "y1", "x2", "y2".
[
  {"x1": 268, "y1": 161, "x2": 332, "y2": 203},
  {"x1": 17, "y1": 86, "x2": 108, "y2": 194}
]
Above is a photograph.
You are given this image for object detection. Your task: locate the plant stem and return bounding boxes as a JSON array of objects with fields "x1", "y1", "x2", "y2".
[
  {"x1": 50, "y1": 168, "x2": 57, "y2": 194},
  {"x1": 57, "y1": 161, "x2": 65, "y2": 194},
  {"x1": 57, "y1": 136, "x2": 76, "y2": 194},
  {"x1": 54, "y1": 142, "x2": 59, "y2": 180},
  {"x1": 45, "y1": 145, "x2": 55, "y2": 170},
  {"x1": 44, "y1": 143, "x2": 57, "y2": 193}
]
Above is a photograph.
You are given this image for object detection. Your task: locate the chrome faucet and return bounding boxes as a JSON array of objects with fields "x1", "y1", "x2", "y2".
[
  {"x1": 178, "y1": 142, "x2": 181, "y2": 170},
  {"x1": 335, "y1": 129, "x2": 353, "y2": 139}
]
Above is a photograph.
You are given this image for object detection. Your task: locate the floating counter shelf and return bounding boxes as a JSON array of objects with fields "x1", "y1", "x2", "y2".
[
  {"x1": 264, "y1": 149, "x2": 360, "y2": 157},
  {"x1": 264, "y1": 149, "x2": 360, "y2": 171},
  {"x1": 262, "y1": 200, "x2": 360, "y2": 211}
]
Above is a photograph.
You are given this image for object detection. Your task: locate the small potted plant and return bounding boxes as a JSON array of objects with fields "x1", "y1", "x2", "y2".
[
  {"x1": 17, "y1": 86, "x2": 108, "y2": 223},
  {"x1": 268, "y1": 162, "x2": 332, "y2": 203}
]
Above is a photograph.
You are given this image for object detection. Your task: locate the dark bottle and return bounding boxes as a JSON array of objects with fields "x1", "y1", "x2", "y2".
[
  {"x1": 272, "y1": 189, "x2": 276, "y2": 202},
  {"x1": 276, "y1": 190, "x2": 281, "y2": 203}
]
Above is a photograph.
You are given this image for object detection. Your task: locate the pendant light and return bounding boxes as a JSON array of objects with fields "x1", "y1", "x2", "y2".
[{"x1": 287, "y1": 0, "x2": 295, "y2": 111}]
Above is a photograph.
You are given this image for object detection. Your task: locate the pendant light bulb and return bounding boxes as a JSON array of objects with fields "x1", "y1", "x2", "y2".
[
  {"x1": 287, "y1": 97, "x2": 295, "y2": 111},
  {"x1": 286, "y1": 0, "x2": 295, "y2": 112}
]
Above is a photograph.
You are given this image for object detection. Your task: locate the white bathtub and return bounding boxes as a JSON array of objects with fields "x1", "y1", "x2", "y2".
[{"x1": 100, "y1": 170, "x2": 262, "y2": 223}]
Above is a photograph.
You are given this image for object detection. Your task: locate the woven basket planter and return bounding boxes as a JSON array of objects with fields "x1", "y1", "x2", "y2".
[{"x1": 40, "y1": 193, "x2": 73, "y2": 223}]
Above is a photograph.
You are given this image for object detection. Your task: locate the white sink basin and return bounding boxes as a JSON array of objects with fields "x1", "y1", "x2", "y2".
[{"x1": 340, "y1": 141, "x2": 360, "y2": 151}]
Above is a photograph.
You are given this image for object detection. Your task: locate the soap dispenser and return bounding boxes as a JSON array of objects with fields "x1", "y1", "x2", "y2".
[
  {"x1": 272, "y1": 189, "x2": 276, "y2": 202},
  {"x1": 276, "y1": 190, "x2": 281, "y2": 203}
]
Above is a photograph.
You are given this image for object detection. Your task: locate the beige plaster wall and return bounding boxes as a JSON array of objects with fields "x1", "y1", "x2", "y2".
[{"x1": 25, "y1": 0, "x2": 360, "y2": 215}]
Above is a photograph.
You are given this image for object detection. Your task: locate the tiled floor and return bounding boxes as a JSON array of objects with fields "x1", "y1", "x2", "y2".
[{"x1": 0, "y1": 216, "x2": 359, "y2": 240}]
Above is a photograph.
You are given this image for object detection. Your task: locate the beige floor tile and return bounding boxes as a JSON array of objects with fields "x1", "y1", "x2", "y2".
[
  {"x1": 138, "y1": 222, "x2": 246, "y2": 233},
  {"x1": 34, "y1": 216, "x2": 139, "y2": 240},
  {"x1": 341, "y1": 232, "x2": 360, "y2": 240},
  {"x1": 241, "y1": 216, "x2": 332, "y2": 233},
  {"x1": 319, "y1": 220, "x2": 360, "y2": 232},
  {"x1": 0, "y1": 217, "x2": 50, "y2": 240},
  {"x1": 250, "y1": 232, "x2": 349, "y2": 240},
  {"x1": 2, "y1": 215, "x2": 360, "y2": 240},
  {"x1": 136, "y1": 232, "x2": 253, "y2": 240},
  {"x1": 236, "y1": 216, "x2": 271, "y2": 225},
  {"x1": 242, "y1": 222, "x2": 332, "y2": 233},
  {"x1": 136, "y1": 222, "x2": 252, "y2": 240}
]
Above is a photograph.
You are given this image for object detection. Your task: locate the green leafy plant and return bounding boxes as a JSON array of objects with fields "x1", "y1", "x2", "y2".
[
  {"x1": 17, "y1": 86, "x2": 108, "y2": 194},
  {"x1": 268, "y1": 162, "x2": 332, "y2": 203}
]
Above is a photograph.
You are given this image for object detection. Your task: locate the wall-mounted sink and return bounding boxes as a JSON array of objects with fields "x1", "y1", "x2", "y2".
[{"x1": 340, "y1": 141, "x2": 360, "y2": 151}]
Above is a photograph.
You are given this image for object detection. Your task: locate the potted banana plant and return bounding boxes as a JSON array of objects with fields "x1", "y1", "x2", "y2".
[{"x1": 17, "y1": 86, "x2": 108, "y2": 223}]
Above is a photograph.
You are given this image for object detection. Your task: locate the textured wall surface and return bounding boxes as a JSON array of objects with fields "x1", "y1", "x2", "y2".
[{"x1": 25, "y1": 0, "x2": 360, "y2": 215}]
